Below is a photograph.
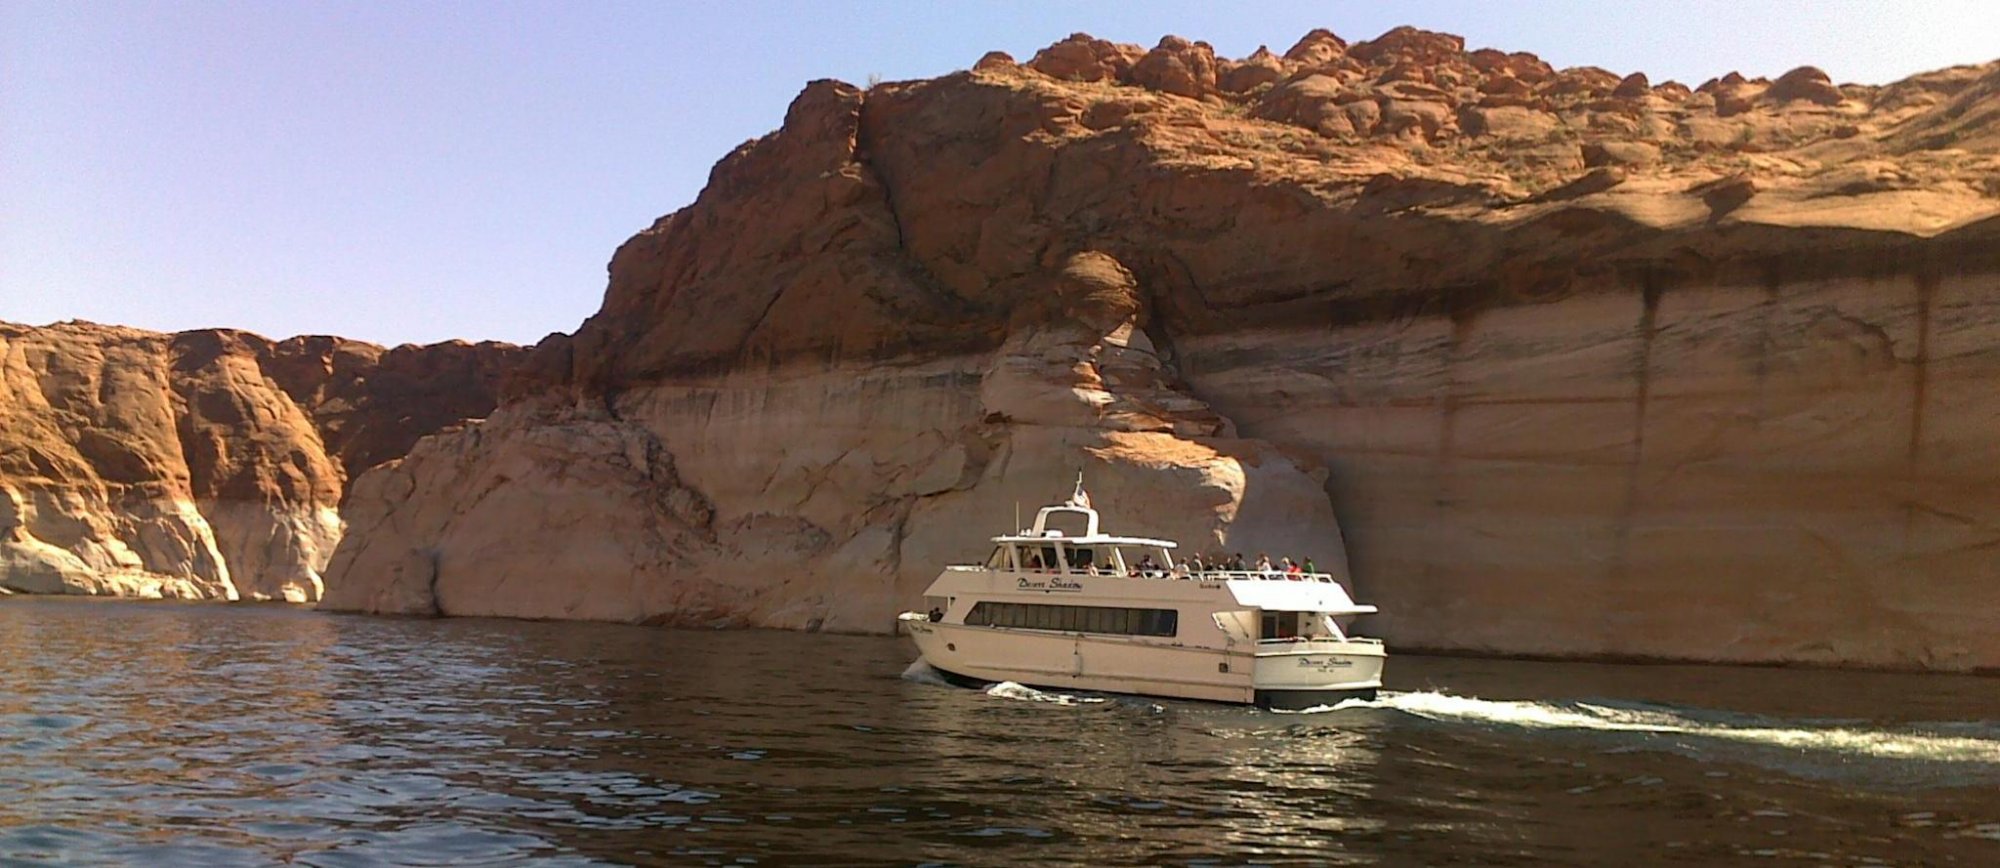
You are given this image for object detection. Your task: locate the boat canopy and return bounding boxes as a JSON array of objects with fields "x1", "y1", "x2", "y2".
[
  {"x1": 1226, "y1": 580, "x2": 1378, "y2": 615},
  {"x1": 992, "y1": 503, "x2": 1177, "y2": 548}
]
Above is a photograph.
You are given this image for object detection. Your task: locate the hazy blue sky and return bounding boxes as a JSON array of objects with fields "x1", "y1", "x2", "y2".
[{"x1": 5, "y1": 1, "x2": 1996, "y2": 346}]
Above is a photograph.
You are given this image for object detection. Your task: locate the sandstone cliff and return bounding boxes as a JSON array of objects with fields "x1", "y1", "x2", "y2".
[
  {"x1": 323, "y1": 28, "x2": 2000, "y2": 670},
  {"x1": 0, "y1": 321, "x2": 520, "y2": 601}
]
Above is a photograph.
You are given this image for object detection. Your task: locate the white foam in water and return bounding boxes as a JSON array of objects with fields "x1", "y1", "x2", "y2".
[
  {"x1": 983, "y1": 681, "x2": 1108, "y2": 706},
  {"x1": 899, "y1": 659, "x2": 953, "y2": 687},
  {"x1": 902, "y1": 660, "x2": 1110, "y2": 706},
  {"x1": 1330, "y1": 691, "x2": 2000, "y2": 768},
  {"x1": 1272, "y1": 697, "x2": 1378, "y2": 714}
]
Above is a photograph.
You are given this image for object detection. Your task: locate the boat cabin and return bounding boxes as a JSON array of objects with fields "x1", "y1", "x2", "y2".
[
  {"x1": 971, "y1": 504, "x2": 1180, "y2": 577},
  {"x1": 1208, "y1": 608, "x2": 1358, "y2": 643}
]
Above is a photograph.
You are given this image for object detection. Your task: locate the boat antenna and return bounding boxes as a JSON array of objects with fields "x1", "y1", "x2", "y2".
[{"x1": 1015, "y1": 500, "x2": 1021, "y2": 534}]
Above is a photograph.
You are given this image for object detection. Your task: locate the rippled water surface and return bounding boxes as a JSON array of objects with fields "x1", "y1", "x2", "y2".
[{"x1": 2, "y1": 599, "x2": 1998, "y2": 866}]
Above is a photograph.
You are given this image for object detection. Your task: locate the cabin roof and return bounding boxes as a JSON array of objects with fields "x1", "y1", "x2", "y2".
[
  {"x1": 1226, "y1": 579, "x2": 1376, "y2": 615},
  {"x1": 1003, "y1": 501, "x2": 1178, "y2": 548},
  {"x1": 991, "y1": 534, "x2": 1179, "y2": 548}
]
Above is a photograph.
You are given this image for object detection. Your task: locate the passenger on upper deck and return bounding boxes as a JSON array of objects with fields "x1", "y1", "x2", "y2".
[
  {"x1": 1303, "y1": 556, "x2": 1318, "y2": 576},
  {"x1": 1188, "y1": 553, "x2": 1206, "y2": 574},
  {"x1": 1227, "y1": 553, "x2": 1246, "y2": 571},
  {"x1": 1133, "y1": 554, "x2": 1158, "y2": 577},
  {"x1": 1254, "y1": 553, "x2": 1274, "y2": 573},
  {"x1": 1283, "y1": 557, "x2": 1303, "y2": 579},
  {"x1": 1068, "y1": 548, "x2": 1094, "y2": 573}
]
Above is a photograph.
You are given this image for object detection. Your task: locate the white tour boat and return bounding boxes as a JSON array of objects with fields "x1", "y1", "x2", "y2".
[{"x1": 899, "y1": 481, "x2": 1385, "y2": 709}]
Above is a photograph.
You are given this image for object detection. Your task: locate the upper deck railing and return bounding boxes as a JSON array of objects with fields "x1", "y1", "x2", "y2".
[{"x1": 944, "y1": 564, "x2": 1342, "y2": 583}]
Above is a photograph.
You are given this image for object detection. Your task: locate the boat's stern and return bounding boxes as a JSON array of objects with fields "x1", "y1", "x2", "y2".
[{"x1": 1250, "y1": 639, "x2": 1386, "y2": 710}]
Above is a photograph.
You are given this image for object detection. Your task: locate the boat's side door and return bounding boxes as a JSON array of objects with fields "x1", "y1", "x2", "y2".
[{"x1": 1211, "y1": 609, "x2": 1257, "y2": 689}]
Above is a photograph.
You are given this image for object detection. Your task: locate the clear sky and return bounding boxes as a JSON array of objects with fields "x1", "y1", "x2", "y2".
[{"x1": 4, "y1": 1, "x2": 1995, "y2": 347}]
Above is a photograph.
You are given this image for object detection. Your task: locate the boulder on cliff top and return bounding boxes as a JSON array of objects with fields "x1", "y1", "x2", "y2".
[
  {"x1": 1027, "y1": 33, "x2": 1144, "y2": 83},
  {"x1": 1766, "y1": 65, "x2": 1845, "y2": 105},
  {"x1": 1612, "y1": 72, "x2": 1651, "y2": 99},
  {"x1": 1129, "y1": 36, "x2": 1220, "y2": 99},
  {"x1": 1282, "y1": 28, "x2": 1348, "y2": 66},
  {"x1": 973, "y1": 51, "x2": 1017, "y2": 71},
  {"x1": 1218, "y1": 46, "x2": 1286, "y2": 94},
  {"x1": 1349, "y1": 26, "x2": 1465, "y2": 65}
]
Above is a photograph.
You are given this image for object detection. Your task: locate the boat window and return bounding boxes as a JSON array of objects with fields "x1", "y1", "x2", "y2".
[
  {"x1": 1020, "y1": 546, "x2": 1057, "y2": 572},
  {"x1": 1260, "y1": 611, "x2": 1302, "y2": 640},
  {"x1": 1066, "y1": 546, "x2": 1095, "y2": 573},
  {"x1": 964, "y1": 602, "x2": 1178, "y2": 637}
]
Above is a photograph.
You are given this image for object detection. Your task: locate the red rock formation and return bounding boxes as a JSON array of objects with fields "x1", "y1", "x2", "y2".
[
  {"x1": 1217, "y1": 46, "x2": 1285, "y2": 95},
  {"x1": 1348, "y1": 26, "x2": 1464, "y2": 66},
  {"x1": 1767, "y1": 65, "x2": 1844, "y2": 105},
  {"x1": 1612, "y1": 72, "x2": 1651, "y2": 99},
  {"x1": 1026, "y1": 33, "x2": 1142, "y2": 83},
  {"x1": 1129, "y1": 36, "x2": 1218, "y2": 99},
  {"x1": 973, "y1": 51, "x2": 1015, "y2": 72},
  {"x1": 0, "y1": 322, "x2": 519, "y2": 600},
  {"x1": 323, "y1": 28, "x2": 2000, "y2": 671},
  {"x1": 1282, "y1": 29, "x2": 1348, "y2": 67}
]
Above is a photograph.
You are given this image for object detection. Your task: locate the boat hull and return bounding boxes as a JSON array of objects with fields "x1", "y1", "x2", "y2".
[
  {"x1": 906, "y1": 619, "x2": 1382, "y2": 708},
  {"x1": 1254, "y1": 685, "x2": 1379, "y2": 710},
  {"x1": 926, "y1": 660, "x2": 1378, "y2": 710}
]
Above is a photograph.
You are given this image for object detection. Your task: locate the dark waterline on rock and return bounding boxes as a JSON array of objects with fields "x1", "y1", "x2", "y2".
[{"x1": 1, "y1": 598, "x2": 1997, "y2": 866}]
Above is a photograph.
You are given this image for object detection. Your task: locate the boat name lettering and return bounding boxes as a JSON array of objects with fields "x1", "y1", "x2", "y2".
[
  {"x1": 1017, "y1": 577, "x2": 1084, "y2": 593},
  {"x1": 1297, "y1": 657, "x2": 1354, "y2": 669}
]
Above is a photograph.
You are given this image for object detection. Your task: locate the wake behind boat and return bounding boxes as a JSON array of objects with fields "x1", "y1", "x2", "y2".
[{"x1": 899, "y1": 480, "x2": 1385, "y2": 709}]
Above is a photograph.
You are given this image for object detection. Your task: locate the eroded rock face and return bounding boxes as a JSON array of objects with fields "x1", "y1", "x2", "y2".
[
  {"x1": 324, "y1": 29, "x2": 2000, "y2": 670},
  {"x1": 0, "y1": 322, "x2": 519, "y2": 601},
  {"x1": 323, "y1": 241, "x2": 1345, "y2": 630}
]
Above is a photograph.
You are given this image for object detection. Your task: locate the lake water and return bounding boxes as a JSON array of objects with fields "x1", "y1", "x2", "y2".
[{"x1": 1, "y1": 598, "x2": 1996, "y2": 866}]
